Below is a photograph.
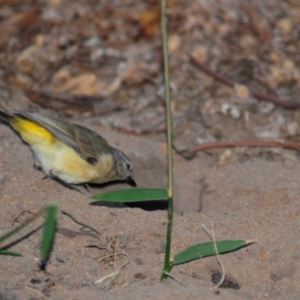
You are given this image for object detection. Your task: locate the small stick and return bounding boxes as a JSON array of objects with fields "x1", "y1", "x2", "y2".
[
  {"x1": 190, "y1": 56, "x2": 300, "y2": 109},
  {"x1": 94, "y1": 252, "x2": 130, "y2": 285},
  {"x1": 24, "y1": 89, "x2": 103, "y2": 107},
  {"x1": 202, "y1": 223, "x2": 225, "y2": 289},
  {"x1": 181, "y1": 138, "x2": 300, "y2": 154},
  {"x1": 113, "y1": 125, "x2": 166, "y2": 136},
  {"x1": 61, "y1": 210, "x2": 101, "y2": 236}
]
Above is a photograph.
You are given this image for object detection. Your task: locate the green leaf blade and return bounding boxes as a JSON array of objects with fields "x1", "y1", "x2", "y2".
[
  {"x1": 40, "y1": 203, "x2": 57, "y2": 261},
  {"x1": 91, "y1": 188, "x2": 168, "y2": 203},
  {"x1": 172, "y1": 239, "x2": 250, "y2": 265},
  {"x1": 0, "y1": 249, "x2": 22, "y2": 256}
]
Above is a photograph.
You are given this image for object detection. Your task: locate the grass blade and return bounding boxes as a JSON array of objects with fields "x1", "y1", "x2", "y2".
[
  {"x1": 91, "y1": 188, "x2": 168, "y2": 202},
  {"x1": 172, "y1": 239, "x2": 252, "y2": 265},
  {"x1": 40, "y1": 203, "x2": 57, "y2": 263},
  {"x1": 0, "y1": 249, "x2": 22, "y2": 256}
]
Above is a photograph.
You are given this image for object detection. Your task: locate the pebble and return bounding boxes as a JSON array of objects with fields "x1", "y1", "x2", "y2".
[
  {"x1": 286, "y1": 121, "x2": 298, "y2": 136},
  {"x1": 221, "y1": 103, "x2": 240, "y2": 119}
]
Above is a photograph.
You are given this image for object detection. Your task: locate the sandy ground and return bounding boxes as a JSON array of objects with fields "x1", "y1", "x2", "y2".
[
  {"x1": 1, "y1": 115, "x2": 300, "y2": 300},
  {"x1": 1, "y1": 1, "x2": 300, "y2": 299}
]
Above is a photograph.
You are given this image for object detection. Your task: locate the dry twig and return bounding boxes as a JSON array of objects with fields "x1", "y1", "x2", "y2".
[
  {"x1": 180, "y1": 138, "x2": 300, "y2": 154},
  {"x1": 190, "y1": 55, "x2": 300, "y2": 109},
  {"x1": 61, "y1": 210, "x2": 101, "y2": 236},
  {"x1": 202, "y1": 223, "x2": 225, "y2": 289}
]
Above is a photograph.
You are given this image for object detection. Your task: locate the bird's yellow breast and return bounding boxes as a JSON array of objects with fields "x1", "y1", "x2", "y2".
[{"x1": 31, "y1": 139, "x2": 114, "y2": 184}]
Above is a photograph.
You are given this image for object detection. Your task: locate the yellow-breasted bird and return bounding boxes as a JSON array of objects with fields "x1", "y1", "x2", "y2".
[{"x1": 0, "y1": 111, "x2": 133, "y2": 189}]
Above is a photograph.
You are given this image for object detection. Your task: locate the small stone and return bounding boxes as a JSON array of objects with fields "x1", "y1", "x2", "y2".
[
  {"x1": 84, "y1": 36, "x2": 102, "y2": 48},
  {"x1": 258, "y1": 130, "x2": 279, "y2": 139},
  {"x1": 234, "y1": 84, "x2": 249, "y2": 99},
  {"x1": 277, "y1": 18, "x2": 292, "y2": 33},
  {"x1": 260, "y1": 102, "x2": 274, "y2": 114},
  {"x1": 191, "y1": 46, "x2": 207, "y2": 62},
  {"x1": 286, "y1": 122, "x2": 298, "y2": 136},
  {"x1": 219, "y1": 149, "x2": 232, "y2": 165},
  {"x1": 221, "y1": 103, "x2": 240, "y2": 119}
]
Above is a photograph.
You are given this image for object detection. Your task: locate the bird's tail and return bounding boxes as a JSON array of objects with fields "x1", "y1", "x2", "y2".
[{"x1": 0, "y1": 110, "x2": 12, "y2": 123}]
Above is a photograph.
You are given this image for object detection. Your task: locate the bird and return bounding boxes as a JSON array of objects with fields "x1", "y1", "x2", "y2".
[{"x1": 0, "y1": 110, "x2": 133, "y2": 190}]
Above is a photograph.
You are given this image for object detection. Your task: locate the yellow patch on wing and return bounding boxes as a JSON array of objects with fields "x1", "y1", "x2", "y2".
[{"x1": 10, "y1": 117, "x2": 54, "y2": 145}]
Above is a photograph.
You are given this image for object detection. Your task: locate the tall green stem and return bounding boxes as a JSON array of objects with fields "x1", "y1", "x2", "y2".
[{"x1": 160, "y1": 0, "x2": 173, "y2": 280}]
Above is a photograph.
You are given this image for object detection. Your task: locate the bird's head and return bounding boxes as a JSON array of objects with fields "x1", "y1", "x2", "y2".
[{"x1": 111, "y1": 147, "x2": 133, "y2": 182}]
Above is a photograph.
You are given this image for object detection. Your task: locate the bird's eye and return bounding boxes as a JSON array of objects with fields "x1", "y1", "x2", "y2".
[{"x1": 87, "y1": 157, "x2": 98, "y2": 165}]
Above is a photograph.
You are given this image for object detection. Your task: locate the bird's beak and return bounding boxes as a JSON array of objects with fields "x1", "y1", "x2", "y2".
[{"x1": 126, "y1": 176, "x2": 136, "y2": 187}]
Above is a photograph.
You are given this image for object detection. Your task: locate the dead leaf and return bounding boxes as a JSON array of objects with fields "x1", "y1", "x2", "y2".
[
  {"x1": 52, "y1": 73, "x2": 105, "y2": 95},
  {"x1": 134, "y1": 8, "x2": 160, "y2": 39},
  {"x1": 0, "y1": 7, "x2": 40, "y2": 45}
]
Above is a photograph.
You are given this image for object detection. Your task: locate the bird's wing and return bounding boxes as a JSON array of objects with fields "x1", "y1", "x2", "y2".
[
  {"x1": 72, "y1": 123, "x2": 112, "y2": 165},
  {"x1": 23, "y1": 113, "x2": 111, "y2": 165}
]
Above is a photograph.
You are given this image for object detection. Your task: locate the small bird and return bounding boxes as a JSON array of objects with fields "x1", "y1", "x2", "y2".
[{"x1": 0, "y1": 110, "x2": 133, "y2": 189}]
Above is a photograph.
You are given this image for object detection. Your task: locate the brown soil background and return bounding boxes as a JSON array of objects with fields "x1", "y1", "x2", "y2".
[{"x1": 1, "y1": 1, "x2": 300, "y2": 299}]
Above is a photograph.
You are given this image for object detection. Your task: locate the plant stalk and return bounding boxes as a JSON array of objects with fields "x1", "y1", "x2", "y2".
[{"x1": 160, "y1": 0, "x2": 174, "y2": 280}]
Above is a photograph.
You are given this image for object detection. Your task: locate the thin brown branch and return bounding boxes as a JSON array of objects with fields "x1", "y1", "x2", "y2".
[
  {"x1": 190, "y1": 55, "x2": 300, "y2": 109},
  {"x1": 61, "y1": 210, "x2": 101, "y2": 236},
  {"x1": 24, "y1": 89, "x2": 101, "y2": 108},
  {"x1": 181, "y1": 138, "x2": 300, "y2": 154},
  {"x1": 113, "y1": 125, "x2": 166, "y2": 136},
  {"x1": 23, "y1": 89, "x2": 123, "y2": 114}
]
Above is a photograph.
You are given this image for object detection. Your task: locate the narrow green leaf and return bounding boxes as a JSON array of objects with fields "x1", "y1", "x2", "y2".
[
  {"x1": 0, "y1": 249, "x2": 22, "y2": 256},
  {"x1": 40, "y1": 203, "x2": 57, "y2": 261},
  {"x1": 172, "y1": 239, "x2": 251, "y2": 265},
  {"x1": 91, "y1": 188, "x2": 168, "y2": 202}
]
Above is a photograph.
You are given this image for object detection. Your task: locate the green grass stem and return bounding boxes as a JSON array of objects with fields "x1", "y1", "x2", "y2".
[{"x1": 160, "y1": 0, "x2": 174, "y2": 280}]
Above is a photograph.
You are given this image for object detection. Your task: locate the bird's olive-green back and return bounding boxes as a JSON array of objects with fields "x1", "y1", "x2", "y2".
[{"x1": 24, "y1": 113, "x2": 112, "y2": 164}]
